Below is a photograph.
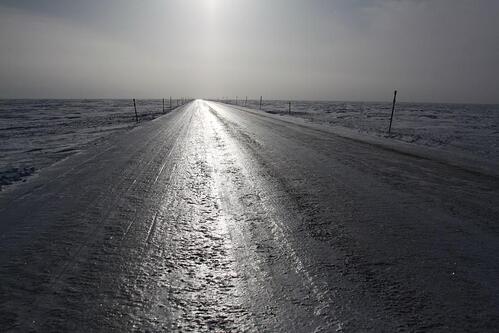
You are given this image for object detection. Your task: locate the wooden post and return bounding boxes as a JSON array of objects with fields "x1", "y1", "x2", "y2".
[
  {"x1": 162, "y1": 98, "x2": 165, "y2": 113},
  {"x1": 236, "y1": 96, "x2": 238, "y2": 105},
  {"x1": 170, "y1": 96, "x2": 172, "y2": 110},
  {"x1": 245, "y1": 96, "x2": 248, "y2": 106},
  {"x1": 133, "y1": 98, "x2": 138, "y2": 122},
  {"x1": 260, "y1": 96, "x2": 263, "y2": 110},
  {"x1": 388, "y1": 90, "x2": 397, "y2": 134},
  {"x1": 289, "y1": 101, "x2": 291, "y2": 114}
]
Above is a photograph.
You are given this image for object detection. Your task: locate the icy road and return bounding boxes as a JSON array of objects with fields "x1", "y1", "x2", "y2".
[{"x1": 1, "y1": 100, "x2": 498, "y2": 332}]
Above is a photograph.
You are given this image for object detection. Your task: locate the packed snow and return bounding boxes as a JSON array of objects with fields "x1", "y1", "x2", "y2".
[
  {"x1": 1, "y1": 99, "x2": 498, "y2": 190},
  {"x1": 2, "y1": 101, "x2": 498, "y2": 331},
  {"x1": 0, "y1": 99, "x2": 179, "y2": 190},
  {"x1": 223, "y1": 99, "x2": 499, "y2": 164}
]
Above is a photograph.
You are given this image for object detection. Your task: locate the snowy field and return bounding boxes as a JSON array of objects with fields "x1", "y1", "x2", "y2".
[
  {"x1": 0, "y1": 99, "x2": 177, "y2": 190},
  {"x1": 225, "y1": 99, "x2": 499, "y2": 164},
  {"x1": 1, "y1": 99, "x2": 498, "y2": 190}
]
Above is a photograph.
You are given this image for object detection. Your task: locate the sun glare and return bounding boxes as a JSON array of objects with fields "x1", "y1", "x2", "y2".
[
  {"x1": 206, "y1": 0, "x2": 218, "y2": 12},
  {"x1": 205, "y1": 0, "x2": 218, "y2": 9}
]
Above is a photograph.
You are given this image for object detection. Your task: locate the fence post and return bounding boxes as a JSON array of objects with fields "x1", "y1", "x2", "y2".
[
  {"x1": 245, "y1": 96, "x2": 248, "y2": 107},
  {"x1": 170, "y1": 96, "x2": 172, "y2": 110},
  {"x1": 260, "y1": 96, "x2": 262, "y2": 110},
  {"x1": 289, "y1": 101, "x2": 291, "y2": 114},
  {"x1": 162, "y1": 98, "x2": 165, "y2": 113},
  {"x1": 388, "y1": 90, "x2": 397, "y2": 134},
  {"x1": 133, "y1": 99, "x2": 138, "y2": 122}
]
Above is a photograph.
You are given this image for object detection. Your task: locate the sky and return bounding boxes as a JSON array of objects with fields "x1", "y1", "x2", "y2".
[{"x1": 0, "y1": 0, "x2": 498, "y2": 103}]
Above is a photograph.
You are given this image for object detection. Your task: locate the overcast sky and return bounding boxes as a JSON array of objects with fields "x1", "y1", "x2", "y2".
[{"x1": 0, "y1": 0, "x2": 498, "y2": 103}]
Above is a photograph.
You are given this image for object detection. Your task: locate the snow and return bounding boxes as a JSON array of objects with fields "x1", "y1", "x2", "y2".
[
  {"x1": 1, "y1": 99, "x2": 498, "y2": 191},
  {"x1": 0, "y1": 99, "x2": 176, "y2": 190},
  {"x1": 1, "y1": 101, "x2": 498, "y2": 331},
  {"x1": 222, "y1": 99, "x2": 499, "y2": 165}
]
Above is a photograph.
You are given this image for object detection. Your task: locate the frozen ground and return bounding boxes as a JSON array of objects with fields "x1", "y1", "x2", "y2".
[
  {"x1": 1, "y1": 99, "x2": 497, "y2": 191},
  {"x1": 0, "y1": 101, "x2": 498, "y2": 331},
  {"x1": 0, "y1": 99, "x2": 182, "y2": 190},
  {"x1": 223, "y1": 99, "x2": 499, "y2": 164}
]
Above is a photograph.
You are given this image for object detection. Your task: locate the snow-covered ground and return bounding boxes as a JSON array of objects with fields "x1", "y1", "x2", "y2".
[
  {"x1": 1, "y1": 99, "x2": 498, "y2": 190},
  {"x1": 223, "y1": 99, "x2": 499, "y2": 164},
  {"x1": 0, "y1": 99, "x2": 179, "y2": 190},
  {"x1": 1, "y1": 101, "x2": 498, "y2": 331}
]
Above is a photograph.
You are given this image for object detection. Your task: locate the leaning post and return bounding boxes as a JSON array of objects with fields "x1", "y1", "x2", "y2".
[
  {"x1": 133, "y1": 98, "x2": 138, "y2": 122},
  {"x1": 388, "y1": 90, "x2": 397, "y2": 134}
]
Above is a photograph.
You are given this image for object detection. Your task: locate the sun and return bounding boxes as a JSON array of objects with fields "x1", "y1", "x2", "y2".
[{"x1": 205, "y1": 0, "x2": 218, "y2": 11}]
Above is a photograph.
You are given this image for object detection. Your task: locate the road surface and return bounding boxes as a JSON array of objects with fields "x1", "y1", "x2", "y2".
[{"x1": 1, "y1": 100, "x2": 498, "y2": 332}]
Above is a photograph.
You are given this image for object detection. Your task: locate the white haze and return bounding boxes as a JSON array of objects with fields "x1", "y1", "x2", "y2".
[{"x1": 0, "y1": 0, "x2": 498, "y2": 103}]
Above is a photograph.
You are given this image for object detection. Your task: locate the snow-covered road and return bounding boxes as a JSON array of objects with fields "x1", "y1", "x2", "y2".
[{"x1": 1, "y1": 100, "x2": 498, "y2": 332}]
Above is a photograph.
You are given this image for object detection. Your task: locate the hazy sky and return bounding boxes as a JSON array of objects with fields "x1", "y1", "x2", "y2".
[{"x1": 0, "y1": 0, "x2": 498, "y2": 103}]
